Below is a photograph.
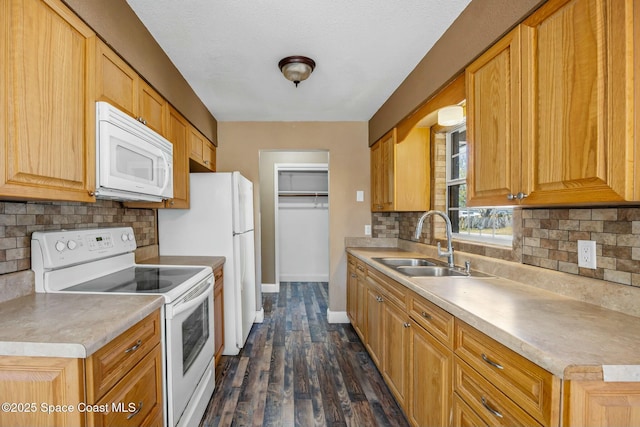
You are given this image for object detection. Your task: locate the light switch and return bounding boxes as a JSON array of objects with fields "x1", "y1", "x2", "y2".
[{"x1": 356, "y1": 190, "x2": 364, "y2": 202}]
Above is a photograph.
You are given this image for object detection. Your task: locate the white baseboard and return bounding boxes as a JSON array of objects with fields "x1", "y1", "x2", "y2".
[
  {"x1": 262, "y1": 283, "x2": 279, "y2": 293},
  {"x1": 326, "y1": 309, "x2": 350, "y2": 324},
  {"x1": 254, "y1": 308, "x2": 264, "y2": 323}
]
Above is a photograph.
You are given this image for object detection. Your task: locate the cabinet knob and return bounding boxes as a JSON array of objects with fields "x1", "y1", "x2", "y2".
[
  {"x1": 376, "y1": 296, "x2": 384, "y2": 303},
  {"x1": 204, "y1": 160, "x2": 210, "y2": 165},
  {"x1": 516, "y1": 192, "x2": 528, "y2": 200},
  {"x1": 137, "y1": 116, "x2": 147, "y2": 125},
  {"x1": 403, "y1": 322, "x2": 411, "y2": 328},
  {"x1": 350, "y1": 273, "x2": 357, "y2": 278},
  {"x1": 421, "y1": 311, "x2": 432, "y2": 319},
  {"x1": 88, "y1": 190, "x2": 95, "y2": 197},
  {"x1": 170, "y1": 200, "x2": 175, "y2": 206},
  {"x1": 506, "y1": 193, "x2": 516, "y2": 201}
]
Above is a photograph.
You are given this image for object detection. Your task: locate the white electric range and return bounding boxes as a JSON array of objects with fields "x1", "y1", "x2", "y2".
[{"x1": 31, "y1": 227, "x2": 215, "y2": 427}]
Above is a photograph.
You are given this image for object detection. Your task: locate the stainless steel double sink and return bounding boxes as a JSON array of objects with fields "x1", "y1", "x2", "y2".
[{"x1": 372, "y1": 257, "x2": 492, "y2": 278}]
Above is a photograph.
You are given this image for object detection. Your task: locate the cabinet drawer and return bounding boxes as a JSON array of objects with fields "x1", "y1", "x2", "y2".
[
  {"x1": 408, "y1": 292, "x2": 454, "y2": 347},
  {"x1": 355, "y1": 259, "x2": 366, "y2": 278},
  {"x1": 454, "y1": 358, "x2": 542, "y2": 427},
  {"x1": 454, "y1": 320, "x2": 559, "y2": 426},
  {"x1": 366, "y1": 267, "x2": 406, "y2": 309},
  {"x1": 89, "y1": 344, "x2": 163, "y2": 427},
  {"x1": 86, "y1": 310, "x2": 162, "y2": 402}
]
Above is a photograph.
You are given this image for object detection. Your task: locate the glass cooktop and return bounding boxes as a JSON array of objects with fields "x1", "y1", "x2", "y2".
[{"x1": 64, "y1": 266, "x2": 206, "y2": 294}]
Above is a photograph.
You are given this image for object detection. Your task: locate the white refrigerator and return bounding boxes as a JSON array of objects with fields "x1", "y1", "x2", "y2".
[{"x1": 158, "y1": 172, "x2": 257, "y2": 355}]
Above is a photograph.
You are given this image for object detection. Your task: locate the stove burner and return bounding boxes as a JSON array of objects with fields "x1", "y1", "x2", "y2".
[{"x1": 135, "y1": 279, "x2": 174, "y2": 291}]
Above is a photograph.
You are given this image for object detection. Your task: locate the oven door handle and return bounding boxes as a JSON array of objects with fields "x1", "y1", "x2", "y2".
[{"x1": 166, "y1": 277, "x2": 213, "y2": 320}]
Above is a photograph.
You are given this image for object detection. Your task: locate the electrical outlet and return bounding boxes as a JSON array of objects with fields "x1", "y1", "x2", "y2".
[
  {"x1": 364, "y1": 225, "x2": 371, "y2": 236},
  {"x1": 577, "y1": 240, "x2": 597, "y2": 269}
]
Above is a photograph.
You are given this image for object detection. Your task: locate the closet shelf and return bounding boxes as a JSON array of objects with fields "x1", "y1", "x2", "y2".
[{"x1": 278, "y1": 191, "x2": 328, "y2": 197}]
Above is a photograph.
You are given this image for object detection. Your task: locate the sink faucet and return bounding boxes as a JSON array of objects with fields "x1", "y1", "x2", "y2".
[{"x1": 414, "y1": 210, "x2": 455, "y2": 268}]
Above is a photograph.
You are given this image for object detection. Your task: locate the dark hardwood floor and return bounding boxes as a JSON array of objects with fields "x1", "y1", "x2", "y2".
[{"x1": 199, "y1": 282, "x2": 410, "y2": 427}]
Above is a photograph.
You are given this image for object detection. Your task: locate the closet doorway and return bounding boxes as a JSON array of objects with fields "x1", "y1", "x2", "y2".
[{"x1": 275, "y1": 163, "x2": 329, "y2": 284}]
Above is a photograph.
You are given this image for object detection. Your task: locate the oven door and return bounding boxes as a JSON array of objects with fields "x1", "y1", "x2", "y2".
[{"x1": 165, "y1": 274, "x2": 215, "y2": 425}]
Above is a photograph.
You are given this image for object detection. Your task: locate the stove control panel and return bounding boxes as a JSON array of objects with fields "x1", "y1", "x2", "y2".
[{"x1": 32, "y1": 227, "x2": 137, "y2": 270}]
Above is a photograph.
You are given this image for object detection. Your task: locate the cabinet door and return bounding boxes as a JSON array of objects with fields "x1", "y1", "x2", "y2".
[
  {"x1": 1, "y1": 0, "x2": 96, "y2": 202},
  {"x1": 213, "y1": 266, "x2": 225, "y2": 366},
  {"x1": 371, "y1": 140, "x2": 384, "y2": 211},
  {"x1": 138, "y1": 81, "x2": 167, "y2": 137},
  {"x1": 521, "y1": 0, "x2": 636, "y2": 203},
  {"x1": 382, "y1": 300, "x2": 410, "y2": 409},
  {"x1": 371, "y1": 129, "x2": 395, "y2": 211},
  {"x1": 380, "y1": 131, "x2": 395, "y2": 210},
  {"x1": 564, "y1": 380, "x2": 640, "y2": 427},
  {"x1": 365, "y1": 284, "x2": 384, "y2": 368},
  {"x1": 355, "y1": 273, "x2": 367, "y2": 339},
  {"x1": 203, "y1": 140, "x2": 216, "y2": 172},
  {"x1": 0, "y1": 356, "x2": 85, "y2": 427},
  {"x1": 95, "y1": 38, "x2": 137, "y2": 118},
  {"x1": 167, "y1": 106, "x2": 190, "y2": 209},
  {"x1": 347, "y1": 260, "x2": 358, "y2": 324},
  {"x1": 408, "y1": 323, "x2": 453, "y2": 427},
  {"x1": 466, "y1": 27, "x2": 522, "y2": 207}
]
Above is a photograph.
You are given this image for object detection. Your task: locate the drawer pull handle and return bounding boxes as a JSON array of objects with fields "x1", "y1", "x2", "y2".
[
  {"x1": 126, "y1": 401, "x2": 143, "y2": 420},
  {"x1": 421, "y1": 311, "x2": 432, "y2": 319},
  {"x1": 481, "y1": 353, "x2": 504, "y2": 370},
  {"x1": 481, "y1": 397, "x2": 503, "y2": 418},
  {"x1": 357, "y1": 266, "x2": 365, "y2": 272},
  {"x1": 125, "y1": 339, "x2": 142, "y2": 354},
  {"x1": 350, "y1": 274, "x2": 357, "y2": 278}
]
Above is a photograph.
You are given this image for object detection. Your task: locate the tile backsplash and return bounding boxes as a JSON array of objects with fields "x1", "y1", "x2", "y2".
[
  {"x1": 521, "y1": 207, "x2": 640, "y2": 287},
  {"x1": 0, "y1": 200, "x2": 156, "y2": 275},
  {"x1": 373, "y1": 206, "x2": 640, "y2": 288}
]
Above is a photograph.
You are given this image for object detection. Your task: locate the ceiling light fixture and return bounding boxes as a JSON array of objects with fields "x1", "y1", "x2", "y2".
[
  {"x1": 278, "y1": 56, "x2": 316, "y2": 87},
  {"x1": 437, "y1": 105, "x2": 465, "y2": 126}
]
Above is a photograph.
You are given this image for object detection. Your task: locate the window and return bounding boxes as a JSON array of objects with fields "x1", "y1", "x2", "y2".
[{"x1": 445, "y1": 126, "x2": 513, "y2": 244}]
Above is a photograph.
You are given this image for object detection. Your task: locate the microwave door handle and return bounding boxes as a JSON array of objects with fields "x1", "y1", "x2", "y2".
[
  {"x1": 166, "y1": 278, "x2": 213, "y2": 319},
  {"x1": 161, "y1": 151, "x2": 172, "y2": 194}
]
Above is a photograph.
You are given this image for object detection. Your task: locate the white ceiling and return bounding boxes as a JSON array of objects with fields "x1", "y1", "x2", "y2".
[{"x1": 126, "y1": 0, "x2": 471, "y2": 122}]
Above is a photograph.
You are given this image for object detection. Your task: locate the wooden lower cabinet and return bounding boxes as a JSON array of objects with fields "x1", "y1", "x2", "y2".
[
  {"x1": 382, "y1": 299, "x2": 410, "y2": 409},
  {"x1": 564, "y1": 380, "x2": 640, "y2": 427},
  {"x1": 365, "y1": 283, "x2": 384, "y2": 368},
  {"x1": 408, "y1": 319, "x2": 453, "y2": 427},
  {"x1": 0, "y1": 310, "x2": 162, "y2": 427},
  {"x1": 0, "y1": 356, "x2": 85, "y2": 427},
  {"x1": 213, "y1": 265, "x2": 225, "y2": 366}
]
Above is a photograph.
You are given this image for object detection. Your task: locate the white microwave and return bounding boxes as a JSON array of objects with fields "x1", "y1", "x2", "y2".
[{"x1": 95, "y1": 101, "x2": 173, "y2": 202}]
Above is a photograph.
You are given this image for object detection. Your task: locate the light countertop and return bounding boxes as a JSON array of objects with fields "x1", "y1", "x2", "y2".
[
  {"x1": 347, "y1": 247, "x2": 640, "y2": 380},
  {"x1": 138, "y1": 255, "x2": 225, "y2": 271},
  {"x1": 0, "y1": 293, "x2": 163, "y2": 358}
]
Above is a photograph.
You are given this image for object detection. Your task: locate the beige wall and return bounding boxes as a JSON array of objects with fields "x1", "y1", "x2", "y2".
[
  {"x1": 368, "y1": 0, "x2": 544, "y2": 144},
  {"x1": 64, "y1": 0, "x2": 218, "y2": 143},
  {"x1": 217, "y1": 122, "x2": 370, "y2": 312}
]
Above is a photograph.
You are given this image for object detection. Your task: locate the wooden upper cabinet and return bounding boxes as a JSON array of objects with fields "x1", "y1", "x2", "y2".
[
  {"x1": 95, "y1": 39, "x2": 168, "y2": 137},
  {"x1": 167, "y1": 106, "x2": 190, "y2": 209},
  {"x1": 371, "y1": 127, "x2": 430, "y2": 212},
  {"x1": 520, "y1": 0, "x2": 637, "y2": 204},
  {"x1": 466, "y1": 27, "x2": 522, "y2": 207},
  {"x1": 1, "y1": 0, "x2": 96, "y2": 202},
  {"x1": 467, "y1": 0, "x2": 637, "y2": 206},
  {"x1": 189, "y1": 126, "x2": 216, "y2": 172}
]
